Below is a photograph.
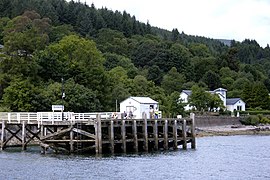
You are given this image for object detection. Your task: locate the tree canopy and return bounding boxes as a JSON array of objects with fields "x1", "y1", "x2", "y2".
[{"x1": 0, "y1": 0, "x2": 270, "y2": 115}]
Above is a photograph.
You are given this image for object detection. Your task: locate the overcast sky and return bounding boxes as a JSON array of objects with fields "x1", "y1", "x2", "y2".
[{"x1": 81, "y1": 0, "x2": 270, "y2": 47}]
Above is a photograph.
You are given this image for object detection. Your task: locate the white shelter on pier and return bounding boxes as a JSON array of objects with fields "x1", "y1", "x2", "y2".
[{"x1": 120, "y1": 97, "x2": 159, "y2": 119}]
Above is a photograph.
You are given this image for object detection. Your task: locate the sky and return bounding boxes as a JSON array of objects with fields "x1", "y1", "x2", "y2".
[{"x1": 81, "y1": 0, "x2": 270, "y2": 47}]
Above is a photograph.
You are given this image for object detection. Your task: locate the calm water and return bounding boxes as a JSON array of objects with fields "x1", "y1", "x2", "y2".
[{"x1": 0, "y1": 135, "x2": 270, "y2": 180}]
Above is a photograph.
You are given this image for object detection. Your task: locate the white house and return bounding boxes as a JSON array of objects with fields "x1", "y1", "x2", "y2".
[
  {"x1": 180, "y1": 88, "x2": 245, "y2": 112},
  {"x1": 226, "y1": 98, "x2": 246, "y2": 112},
  {"x1": 120, "y1": 96, "x2": 159, "y2": 119}
]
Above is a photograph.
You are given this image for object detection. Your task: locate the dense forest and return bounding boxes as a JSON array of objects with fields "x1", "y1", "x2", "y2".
[{"x1": 0, "y1": 0, "x2": 270, "y2": 116}]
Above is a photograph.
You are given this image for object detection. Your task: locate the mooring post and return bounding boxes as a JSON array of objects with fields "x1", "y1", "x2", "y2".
[
  {"x1": 109, "y1": 120, "x2": 114, "y2": 154},
  {"x1": 22, "y1": 121, "x2": 26, "y2": 150},
  {"x1": 182, "y1": 119, "x2": 187, "y2": 150},
  {"x1": 190, "y1": 113, "x2": 196, "y2": 149},
  {"x1": 132, "y1": 120, "x2": 138, "y2": 152},
  {"x1": 1, "y1": 121, "x2": 6, "y2": 151},
  {"x1": 143, "y1": 112, "x2": 148, "y2": 152},
  {"x1": 164, "y1": 120, "x2": 168, "y2": 150},
  {"x1": 121, "y1": 119, "x2": 126, "y2": 153},
  {"x1": 173, "y1": 120, "x2": 178, "y2": 149},
  {"x1": 153, "y1": 120, "x2": 158, "y2": 150},
  {"x1": 70, "y1": 125, "x2": 74, "y2": 153}
]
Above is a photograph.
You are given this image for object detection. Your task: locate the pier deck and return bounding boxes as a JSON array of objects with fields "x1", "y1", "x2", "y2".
[{"x1": 0, "y1": 112, "x2": 195, "y2": 154}]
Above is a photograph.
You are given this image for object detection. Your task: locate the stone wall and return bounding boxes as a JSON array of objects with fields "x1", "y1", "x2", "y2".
[{"x1": 195, "y1": 116, "x2": 243, "y2": 127}]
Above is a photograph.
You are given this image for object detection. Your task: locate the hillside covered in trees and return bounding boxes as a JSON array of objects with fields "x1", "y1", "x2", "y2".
[{"x1": 0, "y1": 0, "x2": 270, "y2": 116}]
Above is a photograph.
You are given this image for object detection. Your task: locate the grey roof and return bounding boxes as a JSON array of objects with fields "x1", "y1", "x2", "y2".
[
  {"x1": 182, "y1": 90, "x2": 192, "y2": 96},
  {"x1": 226, "y1": 98, "x2": 242, "y2": 105},
  {"x1": 129, "y1": 97, "x2": 158, "y2": 104}
]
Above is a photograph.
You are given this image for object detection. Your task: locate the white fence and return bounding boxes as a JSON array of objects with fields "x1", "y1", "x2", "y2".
[{"x1": 0, "y1": 112, "x2": 113, "y2": 124}]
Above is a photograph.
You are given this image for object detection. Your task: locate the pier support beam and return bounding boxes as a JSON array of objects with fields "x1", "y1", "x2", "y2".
[
  {"x1": 143, "y1": 113, "x2": 148, "y2": 152},
  {"x1": 95, "y1": 114, "x2": 102, "y2": 154},
  {"x1": 1, "y1": 121, "x2": 6, "y2": 151},
  {"x1": 173, "y1": 120, "x2": 178, "y2": 149},
  {"x1": 121, "y1": 120, "x2": 126, "y2": 153},
  {"x1": 109, "y1": 120, "x2": 114, "y2": 154},
  {"x1": 132, "y1": 120, "x2": 138, "y2": 152},
  {"x1": 164, "y1": 120, "x2": 168, "y2": 150},
  {"x1": 190, "y1": 113, "x2": 196, "y2": 149},
  {"x1": 182, "y1": 119, "x2": 187, "y2": 149},
  {"x1": 153, "y1": 120, "x2": 158, "y2": 150},
  {"x1": 70, "y1": 125, "x2": 74, "y2": 153},
  {"x1": 22, "y1": 121, "x2": 26, "y2": 150}
]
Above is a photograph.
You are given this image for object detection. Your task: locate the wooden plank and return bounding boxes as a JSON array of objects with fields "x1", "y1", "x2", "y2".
[
  {"x1": 40, "y1": 127, "x2": 72, "y2": 140},
  {"x1": 109, "y1": 120, "x2": 114, "y2": 153},
  {"x1": 190, "y1": 113, "x2": 196, "y2": 149},
  {"x1": 164, "y1": 120, "x2": 168, "y2": 150},
  {"x1": 153, "y1": 120, "x2": 158, "y2": 150},
  {"x1": 173, "y1": 120, "x2": 178, "y2": 149},
  {"x1": 132, "y1": 120, "x2": 138, "y2": 152},
  {"x1": 121, "y1": 120, "x2": 126, "y2": 153},
  {"x1": 72, "y1": 128, "x2": 95, "y2": 139},
  {"x1": 182, "y1": 119, "x2": 187, "y2": 149}
]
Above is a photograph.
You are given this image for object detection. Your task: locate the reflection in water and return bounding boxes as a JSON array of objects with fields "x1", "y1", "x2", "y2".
[{"x1": 1, "y1": 135, "x2": 270, "y2": 180}]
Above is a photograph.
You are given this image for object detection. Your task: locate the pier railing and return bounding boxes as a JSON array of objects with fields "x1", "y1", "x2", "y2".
[{"x1": 0, "y1": 112, "x2": 113, "y2": 124}]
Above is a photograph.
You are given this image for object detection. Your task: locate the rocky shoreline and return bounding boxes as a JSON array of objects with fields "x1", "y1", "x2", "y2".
[{"x1": 196, "y1": 125, "x2": 270, "y2": 137}]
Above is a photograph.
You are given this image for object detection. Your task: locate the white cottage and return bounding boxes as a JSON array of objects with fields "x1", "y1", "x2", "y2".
[
  {"x1": 226, "y1": 98, "x2": 246, "y2": 112},
  {"x1": 120, "y1": 97, "x2": 159, "y2": 119},
  {"x1": 180, "y1": 88, "x2": 245, "y2": 112}
]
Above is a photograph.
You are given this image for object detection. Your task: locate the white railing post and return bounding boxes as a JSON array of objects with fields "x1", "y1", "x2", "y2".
[
  {"x1": 8, "y1": 113, "x2": 11, "y2": 123},
  {"x1": 17, "y1": 113, "x2": 21, "y2": 123},
  {"x1": 28, "y1": 113, "x2": 30, "y2": 123}
]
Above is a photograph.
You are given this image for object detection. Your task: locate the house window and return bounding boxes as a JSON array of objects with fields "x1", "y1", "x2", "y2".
[{"x1": 237, "y1": 106, "x2": 242, "y2": 111}]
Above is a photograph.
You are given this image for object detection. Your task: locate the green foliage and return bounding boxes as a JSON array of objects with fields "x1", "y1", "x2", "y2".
[
  {"x1": 241, "y1": 115, "x2": 259, "y2": 126},
  {"x1": 0, "y1": 1, "x2": 270, "y2": 114},
  {"x1": 188, "y1": 85, "x2": 208, "y2": 112},
  {"x1": 241, "y1": 114, "x2": 270, "y2": 125},
  {"x1": 165, "y1": 91, "x2": 185, "y2": 118},
  {"x1": 161, "y1": 67, "x2": 185, "y2": 95}
]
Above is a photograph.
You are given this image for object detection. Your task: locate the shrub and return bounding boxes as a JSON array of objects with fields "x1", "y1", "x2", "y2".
[
  {"x1": 259, "y1": 117, "x2": 270, "y2": 124},
  {"x1": 241, "y1": 115, "x2": 259, "y2": 126}
]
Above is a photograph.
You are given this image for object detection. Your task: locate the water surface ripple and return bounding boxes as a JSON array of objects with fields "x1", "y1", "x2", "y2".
[{"x1": 0, "y1": 135, "x2": 270, "y2": 180}]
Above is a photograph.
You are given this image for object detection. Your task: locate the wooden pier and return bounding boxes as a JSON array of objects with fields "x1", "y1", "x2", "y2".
[{"x1": 0, "y1": 112, "x2": 196, "y2": 154}]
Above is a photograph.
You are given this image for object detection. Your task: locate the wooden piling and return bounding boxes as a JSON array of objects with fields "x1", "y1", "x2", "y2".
[
  {"x1": 1, "y1": 121, "x2": 5, "y2": 151},
  {"x1": 22, "y1": 121, "x2": 26, "y2": 150},
  {"x1": 182, "y1": 119, "x2": 187, "y2": 150},
  {"x1": 95, "y1": 114, "x2": 102, "y2": 154},
  {"x1": 143, "y1": 113, "x2": 148, "y2": 152},
  {"x1": 173, "y1": 120, "x2": 178, "y2": 149},
  {"x1": 109, "y1": 120, "x2": 114, "y2": 153},
  {"x1": 164, "y1": 120, "x2": 168, "y2": 150},
  {"x1": 153, "y1": 120, "x2": 158, "y2": 150},
  {"x1": 121, "y1": 120, "x2": 126, "y2": 153},
  {"x1": 98, "y1": 114, "x2": 102, "y2": 154},
  {"x1": 132, "y1": 120, "x2": 138, "y2": 152},
  {"x1": 190, "y1": 113, "x2": 196, "y2": 149},
  {"x1": 70, "y1": 125, "x2": 74, "y2": 153}
]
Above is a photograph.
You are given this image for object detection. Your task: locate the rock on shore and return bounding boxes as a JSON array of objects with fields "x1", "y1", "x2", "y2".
[{"x1": 196, "y1": 125, "x2": 270, "y2": 137}]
